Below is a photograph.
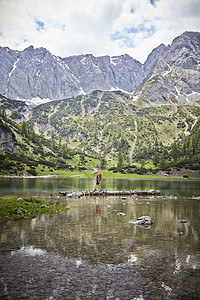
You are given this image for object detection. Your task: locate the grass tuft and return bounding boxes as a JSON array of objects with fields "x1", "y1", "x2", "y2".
[{"x1": 0, "y1": 195, "x2": 69, "y2": 223}]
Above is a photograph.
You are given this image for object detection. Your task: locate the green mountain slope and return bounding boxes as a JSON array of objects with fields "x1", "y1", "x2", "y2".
[
  {"x1": 1, "y1": 91, "x2": 200, "y2": 176},
  {"x1": 28, "y1": 91, "x2": 200, "y2": 163},
  {"x1": 0, "y1": 112, "x2": 100, "y2": 176}
]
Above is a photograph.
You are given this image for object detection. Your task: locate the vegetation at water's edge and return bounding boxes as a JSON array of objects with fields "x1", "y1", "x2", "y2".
[{"x1": 0, "y1": 195, "x2": 69, "y2": 223}]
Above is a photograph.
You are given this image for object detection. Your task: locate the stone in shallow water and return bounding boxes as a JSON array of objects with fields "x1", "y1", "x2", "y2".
[
  {"x1": 129, "y1": 216, "x2": 153, "y2": 226},
  {"x1": 117, "y1": 212, "x2": 126, "y2": 216},
  {"x1": 178, "y1": 219, "x2": 187, "y2": 223}
]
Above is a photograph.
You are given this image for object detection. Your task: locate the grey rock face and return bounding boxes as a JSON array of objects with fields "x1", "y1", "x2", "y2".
[
  {"x1": 0, "y1": 45, "x2": 157, "y2": 100},
  {"x1": 0, "y1": 46, "x2": 80, "y2": 100},
  {"x1": 0, "y1": 126, "x2": 17, "y2": 152},
  {"x1": 138, "y1": 31, "x2": 200, "y2": 105},
  {"x1": 143, "y1": 43, "x2": 166, "y2": 74},
  {"x1": 64, "y1": 53, "x2": 145, "y2": 94},
  {"x1": 0, "y1": 47, "x2": 19, "y2": 98},
  {"x1": 0, "y1": 31, "x2": 199, "y2": 105},
  {"x1": 64, "y1": 54, "x2": 145, "y2": 94}
]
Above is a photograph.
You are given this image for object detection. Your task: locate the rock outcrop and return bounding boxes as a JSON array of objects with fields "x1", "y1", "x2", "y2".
[
  {"x1": 0, "y1": 42, "x2": 164, "y2": 100},
  {"x1": 0, "y1": 121, "x2": 18, "y2": 152},
  {"x1": 137, "y1": 31, "x2": 200, "y2": 105}
]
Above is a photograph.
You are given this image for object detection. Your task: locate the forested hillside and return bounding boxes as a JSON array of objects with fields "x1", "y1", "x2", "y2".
[
  {"x1": 28, "y1": 91, "x2": 200, "y2": 171},
  {"x1": 0, "y1": 111, "x2": 100, "y2": 176},
  {"x1": 1, "y1": 91, "x2": 200, "y2": 176}
]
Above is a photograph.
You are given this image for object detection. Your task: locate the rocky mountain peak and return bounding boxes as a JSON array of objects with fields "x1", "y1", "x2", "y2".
[
  {"x1": 0, "y1": 31, "x2": 199, "y2": 105},
  {"x1": 162, "y1": 31, "x2": 200, "y2": 70},
  {"x1": 136, "y1": 31, "x2": 200, "y2": 105},
  {"x1": 22, "y1": 45, "x2": 34, "y2": 52},
  {"x1": 143, "y1": 43, "x2": 166, "y2": 74},
  {"x1": 0, "y1": 42, "x2": 160, "y2": 100}
]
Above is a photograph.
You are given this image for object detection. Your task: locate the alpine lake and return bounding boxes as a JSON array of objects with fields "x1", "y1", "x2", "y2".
[{"x1": 0, "y1": 176, "x2": 200, "y2": 299}]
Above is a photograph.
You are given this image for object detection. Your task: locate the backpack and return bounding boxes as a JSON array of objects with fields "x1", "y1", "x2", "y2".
[{"x1": 99, "y1": 173, "x2": 102, "y2": 180}]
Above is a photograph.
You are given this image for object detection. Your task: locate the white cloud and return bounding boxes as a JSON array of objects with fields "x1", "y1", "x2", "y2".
[{"x1": 0, "y1": 0, "x2": 200, "y2": 63}]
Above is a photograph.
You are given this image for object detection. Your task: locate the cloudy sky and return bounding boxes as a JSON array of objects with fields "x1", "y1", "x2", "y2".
[{"x1": 0, "y1": 0, "x2": 200, "y2": 63}]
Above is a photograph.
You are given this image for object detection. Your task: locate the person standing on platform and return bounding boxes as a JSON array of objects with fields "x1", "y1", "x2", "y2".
[{"x1": 93, "y1": 171, "x2": 102, "y2": 192}]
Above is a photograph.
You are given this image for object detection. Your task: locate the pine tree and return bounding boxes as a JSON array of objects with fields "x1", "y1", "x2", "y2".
[
  {"x1": 51, "y1": 131, "x2": 56, "y2": 151},
  {"x1": 117, "y1": 152, "x2": 123, "y2": 169},
  {"x1": 59, "y1": 136, "x2": 62, "y2": 148},
  {"x1": 21, "y1": 120, "x2": 27, "y2": 135},
  {"x1": 100, "y1": 154, "x2": 107, "y2": 169},
  {"x1": 153, "y1": 153, "x2": 159, "y2": 166}
]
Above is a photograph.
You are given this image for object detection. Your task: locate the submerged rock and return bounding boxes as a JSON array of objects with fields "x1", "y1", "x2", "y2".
[
  {"x1": 117, "y1": 212, "x2": 126, "y2": 216},
  {"x1": 178, "y1": 219, "x2": 187, "y2": 223},
  {"x1": 129, "y1": 216, "x2": 153, "y2": 226},
  {"x1": 66, "y1": 192, "x2": 83, "y2": 198}
]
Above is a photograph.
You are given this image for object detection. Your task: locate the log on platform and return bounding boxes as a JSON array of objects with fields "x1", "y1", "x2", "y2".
[{"x1": 59, "y1": 190, "x2": 160, "y2": 197}]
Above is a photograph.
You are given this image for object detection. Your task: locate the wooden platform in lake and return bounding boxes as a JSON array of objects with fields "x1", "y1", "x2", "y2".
[{"x1": 59, "y1": 190, "x2": 160, "y2": 197}]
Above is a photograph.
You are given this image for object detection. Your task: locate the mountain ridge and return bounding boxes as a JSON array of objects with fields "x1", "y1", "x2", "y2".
[
  {"x1": 137, "y1": 31, "x2": 200, "y2": 105},
  {"x1": 1, "y1": 31, "x2": 200, "y2": 106},
  {"x1": 0, "y1": 38, "x2": 166, "y2": 101}
]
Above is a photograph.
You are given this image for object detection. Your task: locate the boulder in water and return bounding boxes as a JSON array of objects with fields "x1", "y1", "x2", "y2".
[{"x1": 129, "y1": 216, "x2": 153, "y2": 226}]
